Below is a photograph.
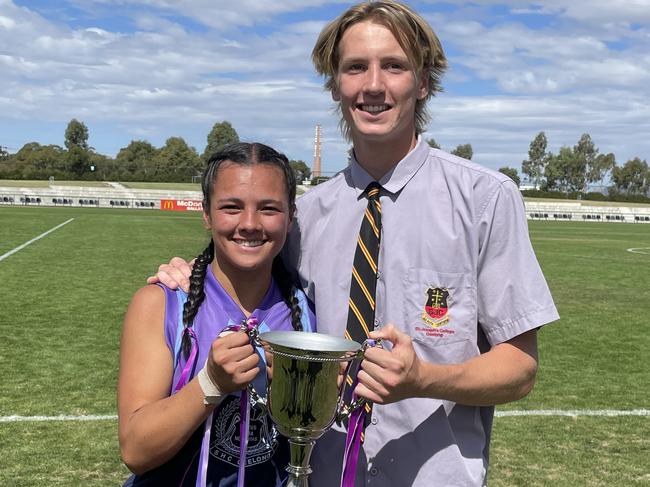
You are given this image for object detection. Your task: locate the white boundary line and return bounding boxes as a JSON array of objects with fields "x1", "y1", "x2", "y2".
[
  {"x1": 1, "y1": 409, "x2": 648, "y2": 423},
  {"x1": 627, "y1": 247, "x2": 650, "y2": 255},
  {"x1": 1, "y1": 414, "x2": 117, "y2": 422},
  {"x1": 495, "y1": 409, "x2": 650, "y2": 417},
  {"x1": 0, "y1": 218, "x2": 75, "y2": 262}
]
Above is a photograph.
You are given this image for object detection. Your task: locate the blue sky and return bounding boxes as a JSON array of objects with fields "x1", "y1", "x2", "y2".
[{"x1": 1, "y1": 0, "x2": 649, "y2": 176}]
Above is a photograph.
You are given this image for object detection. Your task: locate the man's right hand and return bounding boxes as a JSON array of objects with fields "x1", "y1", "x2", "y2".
[{"x1": 146, "y1": 257, "x2": 193, "y2": 292}]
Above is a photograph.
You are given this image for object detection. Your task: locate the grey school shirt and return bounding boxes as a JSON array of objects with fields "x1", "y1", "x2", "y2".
[{"x1": 286, "y1": 137, "x2": 559, "y2": 487}]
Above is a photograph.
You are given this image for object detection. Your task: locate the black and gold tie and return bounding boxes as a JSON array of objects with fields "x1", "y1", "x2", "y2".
[{"x1": 345, "y1": 182, "x2": 382, "y2": 430}]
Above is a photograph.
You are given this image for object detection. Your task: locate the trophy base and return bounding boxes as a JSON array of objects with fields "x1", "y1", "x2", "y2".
[
  {"x1": 285, "y1": 439, "x2": 315, "y2": 487},
  {"x1": 285, "y1": 470, "x2": 310, "y2": 487}
]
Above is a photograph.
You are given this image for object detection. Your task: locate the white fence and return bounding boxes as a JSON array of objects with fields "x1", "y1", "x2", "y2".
[
  {"x1": 0, "y1": 185, "x2": 202, "y2": 210},
  {"x1": 525, "y1": 201, "x2": 650, "y2": 224}
]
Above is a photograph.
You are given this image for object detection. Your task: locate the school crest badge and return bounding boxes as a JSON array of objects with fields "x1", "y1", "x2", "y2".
[{"x1": 422, "y1": 287, "x2": 450, "y2": 327}]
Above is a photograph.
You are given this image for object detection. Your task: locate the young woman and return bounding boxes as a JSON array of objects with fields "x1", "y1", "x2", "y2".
[{"x1": 118, "y1": 142, "x2": 316, "y2": 487}]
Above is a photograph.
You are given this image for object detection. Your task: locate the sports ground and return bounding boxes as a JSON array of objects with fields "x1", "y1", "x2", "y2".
[{"x1": 0, "y1": 205, "x2": 648, "y2": 486}]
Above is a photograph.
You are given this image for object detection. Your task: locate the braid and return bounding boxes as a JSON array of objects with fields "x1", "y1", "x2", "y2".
[
  {"x1": 272, "y1": 256, "x2": 303, "y2": 331},
  {"x1": 181, "y1": 240, "x2": 214, "y2": 357}
]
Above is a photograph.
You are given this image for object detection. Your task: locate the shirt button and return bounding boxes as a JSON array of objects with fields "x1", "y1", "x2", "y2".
[
  {"x1": 370, "y1": 467, "x2": 378, "y2": 476},
  {"x1": 371, "y1": 417, "x2": 378, "y2": 425}
]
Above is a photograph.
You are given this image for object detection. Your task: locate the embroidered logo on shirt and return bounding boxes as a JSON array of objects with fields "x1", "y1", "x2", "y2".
[
  {"x1": 210, "y1": 395, "x2": 279, "y2": 468},
  {"x1": 422, "y1": 287, "x2": 450, "y2": 328}
]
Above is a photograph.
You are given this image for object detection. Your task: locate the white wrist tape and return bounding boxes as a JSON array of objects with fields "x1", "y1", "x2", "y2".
[{"x1": 197, "y1": 361, "x2": 224, "y2": 405}]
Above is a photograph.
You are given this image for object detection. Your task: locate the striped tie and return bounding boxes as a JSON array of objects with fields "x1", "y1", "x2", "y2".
[{"x1": 345, "y1": 181, "x2": 382, "y2": 432}]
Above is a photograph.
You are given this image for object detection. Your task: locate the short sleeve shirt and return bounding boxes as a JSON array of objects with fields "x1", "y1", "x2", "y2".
[{"x1": 286, "y1": 137, "x2": 559, "y2": 487}]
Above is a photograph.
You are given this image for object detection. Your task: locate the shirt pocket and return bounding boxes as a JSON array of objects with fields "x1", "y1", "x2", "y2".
[{"x1": 403, "y1": 268, "x2": 478, "y2": 362}]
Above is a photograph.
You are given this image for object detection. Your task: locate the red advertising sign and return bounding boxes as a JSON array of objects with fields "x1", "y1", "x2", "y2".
[{"x1": 160, "y1": 199, "x2": 203, "y2": 211}]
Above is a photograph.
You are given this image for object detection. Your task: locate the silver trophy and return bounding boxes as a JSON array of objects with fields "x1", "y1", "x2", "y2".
[{"x1": 251, "y1": 330, "x2": 364, "y2": 487}]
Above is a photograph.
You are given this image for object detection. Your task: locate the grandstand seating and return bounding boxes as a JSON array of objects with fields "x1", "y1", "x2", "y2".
[
  {"x1": 0, "y1": 183, "x2": 201, "y2": 210},
  {"x1": 525, "y1": 200, "x2": 650, "y2": 223},
  {"x1": 2, "y1": 183, "x2": 650, "y2": 222}
]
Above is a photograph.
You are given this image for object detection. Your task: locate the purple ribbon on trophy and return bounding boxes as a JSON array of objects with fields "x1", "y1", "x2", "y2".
[{"x1": 341, "y1": 338, "x2": 382, "y2": 487}]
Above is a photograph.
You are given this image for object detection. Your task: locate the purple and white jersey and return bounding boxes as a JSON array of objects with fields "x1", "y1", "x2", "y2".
[
  {"x1": 125, "y1": 264, "x2": 315, "y2": 487},
  {"x1": 287, "y1": 137, "x2": 558, "y2": 487}
]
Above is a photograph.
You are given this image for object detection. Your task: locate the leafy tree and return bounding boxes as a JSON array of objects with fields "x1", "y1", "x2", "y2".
[
  {"x1": 64, "y1": 119, "x2": 90, "y2": 151},
  {"x1": 590, "y1": 152, "x2": 616, "y2": 190},
  {"x1": 155, "y1": 137, "x2": 201, "y2": 182},
  {"x1": 522, "y1": 131, "x2": 549, "y2": 189},
  {"x1": 498, "y1": 166, "x2": 520, "y2": 186},
  {"x1": 573, "y1": 133, "x2": 598, "y2": 191},
  {"x1": 88, "y1": 152, "x2": 115, "y2": 181},
  {"x1": 451, "y1": 143, "x2": 473, "y2": 160},
  {"x1": 426, "y1": 137, "x2": 440, "y2": 149},
  {"x1": 0, "y1": 146, "x2": 9, "y2": 161},
  {"x1": 9, "y1": 142, "x2": 66, "y2": 179},
  {"x1": 611, "y1": 157, "x2": 649, "y2": 195},
  {"x1": 202, "y1": 121, "x2": 239, "y2": 160},
  {"x1": 544, "y1": 146, "x2": 585, "y2": 193},
  {"x1": 116, "y1": 140, "x2": 158, "y2": 180},
  {"x1": 290, "y1": 160, "x2": 311, "y2": 182},
  {"x1": 67, "y1": 145, "x2": 91, "y2": 177}
]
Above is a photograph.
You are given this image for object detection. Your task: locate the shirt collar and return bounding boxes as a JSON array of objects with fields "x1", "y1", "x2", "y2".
[{"x1": 349, "y1": 136, "x2": 429, "y2": 198}]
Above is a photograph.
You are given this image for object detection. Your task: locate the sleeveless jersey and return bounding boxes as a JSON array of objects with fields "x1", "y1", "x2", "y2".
[{"x1": 124, "y1": 265, "x2": 316, "y2": 487}]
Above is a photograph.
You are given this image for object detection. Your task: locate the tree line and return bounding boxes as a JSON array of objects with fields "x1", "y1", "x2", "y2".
[
  {"x1": 2, "y1": 121, "x2": 648, "y2": 200},
  {"x1": 428, "y1": 133, "x2": 649, "y2": 201},
  {"x1": 0, "y1": 119, "x2": 312, "y2": 184}
]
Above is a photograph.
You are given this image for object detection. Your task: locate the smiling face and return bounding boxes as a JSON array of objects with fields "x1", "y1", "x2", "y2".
[
  {"x1": 203, "y1": 162, "x2": 292, "y2": 282},
  {"x1": 333, "y1": 20, "x2": 428, "y2": 148}
]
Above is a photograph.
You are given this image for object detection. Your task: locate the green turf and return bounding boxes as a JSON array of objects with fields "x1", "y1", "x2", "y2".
[
  {"x1": 491, "y1": 416, "x2": 650, "y2": 486},
  {"x1": 0, "y1": 209, "x2": 648, "y2": 485}
]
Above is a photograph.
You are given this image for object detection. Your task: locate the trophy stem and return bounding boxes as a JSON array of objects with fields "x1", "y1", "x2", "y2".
[{"x1": 285, "y1": 438, "x2": 315, "y2": 487}]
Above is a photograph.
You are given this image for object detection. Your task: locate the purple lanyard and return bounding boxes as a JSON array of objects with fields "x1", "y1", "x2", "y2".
[
  {"x1": 340, "y1": 339, "x2": 381, "y2": 487},
  {"x1": 173, "y1": 317, "x2": 260, "y2": 487}
]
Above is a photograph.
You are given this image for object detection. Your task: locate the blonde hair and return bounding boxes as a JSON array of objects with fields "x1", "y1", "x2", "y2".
[{"x1": 312, "y1": 0, "x2": 447, "y2": 138}]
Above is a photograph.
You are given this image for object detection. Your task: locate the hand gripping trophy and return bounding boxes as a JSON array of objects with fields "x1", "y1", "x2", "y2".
[{"x1": 249, "y1": 330, "x2": 375, "y2": 487}]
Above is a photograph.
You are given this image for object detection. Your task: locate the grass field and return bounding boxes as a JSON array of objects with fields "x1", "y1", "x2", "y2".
[{"x1": 0, "y1": 206, "x2": 648, "y2": 486}]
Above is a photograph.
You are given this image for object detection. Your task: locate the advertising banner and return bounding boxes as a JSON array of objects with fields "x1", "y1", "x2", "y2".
[{"x1": 160, "y1": 199, "x2": 203, "y2": 211}]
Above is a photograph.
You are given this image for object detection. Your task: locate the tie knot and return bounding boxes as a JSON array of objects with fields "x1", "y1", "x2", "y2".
[{"x1": 365, "y1": 182, "x2": 382, "y2": 201}]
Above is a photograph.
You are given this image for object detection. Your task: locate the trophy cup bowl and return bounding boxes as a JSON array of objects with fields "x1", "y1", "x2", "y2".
[{"x1": 256, "y1": 331, "x2": 362, "y2": 487}]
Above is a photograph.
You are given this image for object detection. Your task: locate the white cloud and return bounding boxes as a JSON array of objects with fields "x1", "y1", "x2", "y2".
[{"x1": 1, "y1": 0, "x2": 649, "y2": 174}]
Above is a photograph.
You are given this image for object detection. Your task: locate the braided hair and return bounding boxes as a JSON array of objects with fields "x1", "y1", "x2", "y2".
[{"x1": 180, "y1": 142, "x2": 303, "y2": 356}]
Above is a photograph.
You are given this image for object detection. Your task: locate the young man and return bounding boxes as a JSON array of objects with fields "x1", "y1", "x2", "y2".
[{"x1": 152, "y1": 2, "x2": 559, "y2": 485}]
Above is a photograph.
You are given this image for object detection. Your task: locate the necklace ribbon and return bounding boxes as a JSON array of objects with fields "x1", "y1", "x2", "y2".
[{"x1": 174, "y1": 317, "x2": 260, "y2": 487}]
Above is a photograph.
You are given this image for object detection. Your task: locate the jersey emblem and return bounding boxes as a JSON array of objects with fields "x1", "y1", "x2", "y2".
[
  {"x1": 210, "y1": 395, "x2": 279, "y2": 468},
  {"x1": 422, "y1": 287, "x2": 450, "y2": 328}
]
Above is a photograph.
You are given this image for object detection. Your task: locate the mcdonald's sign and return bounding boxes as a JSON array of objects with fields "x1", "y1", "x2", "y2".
[{"x1": 160, "y1": 199, "x2": 203, "y2": 211}]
